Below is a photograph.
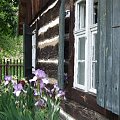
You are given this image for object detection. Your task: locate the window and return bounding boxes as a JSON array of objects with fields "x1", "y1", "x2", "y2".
[{"x1": 74, "y1": 0, "x2": 98, "y2": 93}]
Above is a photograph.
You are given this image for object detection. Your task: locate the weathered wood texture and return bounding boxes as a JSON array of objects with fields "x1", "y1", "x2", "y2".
[
  {"x1": 23, "y1": 24, "x2": 32, "y2": 78},
  {"x1": 97, "y1": 0, "x2": 120, "y2": 115},
  {"x1": 35, "y1": 0, "x2": 70, "y2": 80},
  {"x1": 37, "y1": 44, "x2": 58, "y2": 59},
  {"x1": 36, "y1": 1, "x2": 60, "y2": 79},
  {"x1": 38, "y1": 1, "x2": 60, "y2": 29},
  {"x1": 18, "y1": 0, "x2": 57, "y2": 34},
  {"x1": 36, "y1": 62, "x2": 58, "y2": 79},
  {"x1": 38, "y1": 25, "x2": 59, "y2": 42},
  {"x1": 65, "y1": 87, "x2": 119, "y2": 120},
  {"x1": 67, "y1": 0, "x2": 75, "y2": 88},
  {"x1": 97, "y1": 0, "x2": 106, "y2": 109},
  {"x1": 63, "y1": 0, "x2": 120, "y2": 119},
  {"x1": 61, "y1": 99, "x2": 108, "y2": 120}
]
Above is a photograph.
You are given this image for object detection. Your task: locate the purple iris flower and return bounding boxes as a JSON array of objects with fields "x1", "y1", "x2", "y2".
[
  {"x1": 4, "y1": 76, "x2": 12, "y2": 85},
  {"x1": 56, "y1": 90, "x2": 65, "y2": 98},
  {"x1": 35, "y1": 99, "x2": 46, "y2": 108},
  {"x1": 33, "y1": 69, "x2": 46, "y2": 79},
  {"x1": 40, "y1": 80, "x2": 45, "y2": 89},
  {"x1": 13, "y1": 83, "x2": 23, "y2": 96},
  {"x1": 34, "y1": 89, "x2": 39, "y2": 96},
  {"x1": 41, "y1": 78, "x2": 49, "y2": 84}
]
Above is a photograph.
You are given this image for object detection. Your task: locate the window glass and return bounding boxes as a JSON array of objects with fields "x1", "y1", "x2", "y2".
[
  {"x1": 77, "y1": 37, "x2": 85, "y2": 85},
  {"x1": 78, "y1": 1, "x2": 86, "y2": 29},
  {"x1": 78, "y1": 37, "x2": 85, "y2": 60},
  {"x1": 93, "y1": 0, "x2": 98, "y2": 24},
  {"x1": 78, "y1": 62, "x2": 85, "y2": 85}
]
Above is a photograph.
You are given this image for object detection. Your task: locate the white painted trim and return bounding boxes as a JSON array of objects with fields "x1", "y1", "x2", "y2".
[
  {"x1": 32, "y1": 34, "x2": 36, "y2": 72},
  {"x1": 38, "y1": 36, "x2": 58, "y2": 49},
  {"x1": 38, "y1": 59, "x2": 58, "y2": 64},
  {"x1": 73, "y1": 34, "x2": 78, "y2": 88},
  {"x1": 38, "y1": 17, "x2": 59, "y2": 35},
  {"x1": 85, "y1": 0, "x2": 93, "y2": 92},
  {"x1": 89, "y1": 88, "x2": 97, "y2": 94},
  {"x1": 89, "y1": 30, "x2": 97, "y2": 92}
]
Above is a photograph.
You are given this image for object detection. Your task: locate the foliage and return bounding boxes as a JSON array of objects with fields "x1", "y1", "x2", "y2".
[
  {"x1": 0, "y1": 35, "x2": 23, "y2": 59},
  {"x1": 0, "y1": 0, "x2": 18, "y2": 35},
  {"x1": 0, "y1": 69, "x2": 65, "y2": 120},
  {"x1": 0, "y1": 0, "x2": 23, "y2": 59}
]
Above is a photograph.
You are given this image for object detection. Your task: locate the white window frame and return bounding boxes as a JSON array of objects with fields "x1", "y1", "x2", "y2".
[
  {"x1": 32, "y1": 31, "x2": 36, "y2": 73},
  {"x1": 74, "y1": 0, "x2": 98, "y2": 93}
]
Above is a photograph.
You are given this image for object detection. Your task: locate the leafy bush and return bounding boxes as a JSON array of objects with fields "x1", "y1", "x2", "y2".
[
  {"x1": 0, "y1": 35, "x2": 23, "y2": 59},
  {"x1": 0, "y1": 69, "x2": 65, "y2": 120}
]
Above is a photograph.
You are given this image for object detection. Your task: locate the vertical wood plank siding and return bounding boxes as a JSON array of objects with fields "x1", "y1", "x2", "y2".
[
  {"x1": 105, "y1": 0, "x2": 112, "y2": 111},
  {"x1": 112, "y1": 0, "x2": 120, "y2": 115},
  {"x1": 97, "y1": 0, "x2": 120, "y2": 115},
  {"x1": 97, "y1": 0, "x2": 106, "y2": 108},
  {"x1": 19, "y1": 0, "x2": 56, "y2": 34}
]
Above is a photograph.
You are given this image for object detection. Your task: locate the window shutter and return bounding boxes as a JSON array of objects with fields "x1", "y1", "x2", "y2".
[
  {"x1": 97, "y1": 0, "x2": 120, "y2": 115},
  {"x1": 23, "y1": 23, "x2": 32, "y2": 78}
]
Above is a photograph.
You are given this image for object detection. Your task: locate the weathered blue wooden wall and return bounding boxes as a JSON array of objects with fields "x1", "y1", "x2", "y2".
[{"x1": 97, "y1": 0, "x2": 120, "y2": 115}]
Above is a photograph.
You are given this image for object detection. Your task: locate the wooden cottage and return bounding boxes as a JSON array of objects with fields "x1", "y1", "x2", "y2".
[{"x1": 18, "y1": 0, "x2": 120, "y2": 119}]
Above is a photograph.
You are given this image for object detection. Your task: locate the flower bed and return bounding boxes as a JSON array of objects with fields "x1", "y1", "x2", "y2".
[{"x1": 0, "y1": 69, "x2": 65, "y2": 120}]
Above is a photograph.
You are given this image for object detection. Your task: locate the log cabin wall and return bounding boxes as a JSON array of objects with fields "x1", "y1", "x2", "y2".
[{"x1": 29, "y1": 0, "x2": 70, "y2": 82}]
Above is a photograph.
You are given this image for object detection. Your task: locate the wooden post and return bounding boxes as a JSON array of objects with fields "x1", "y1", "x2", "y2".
[
  {"x1": 6, "y1": 59, "x2": 9, "y2": 76},
  {"x1": 23, "y1": 23, "x2": 32, "y2": 79},
  {"x1": 58, "y1": 0, "x2": 65, "y2": 89}
]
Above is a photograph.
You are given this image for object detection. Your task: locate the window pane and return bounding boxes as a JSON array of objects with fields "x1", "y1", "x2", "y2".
[
  {"x1": 78, "y1": 62, "x2": 85, "y2": 85},
  {"x1": 92, "y1": 33, "x2": 97, "y2": 89},
  {"x1": 93, "y1": 0, "x2": 98, "y2": 24},
  {"x1": 78, "y1": 1, "x2": 86, "y2": 29},
  {"x1": 78, "y1": 37, "x2": 85, "y2": 60}
]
